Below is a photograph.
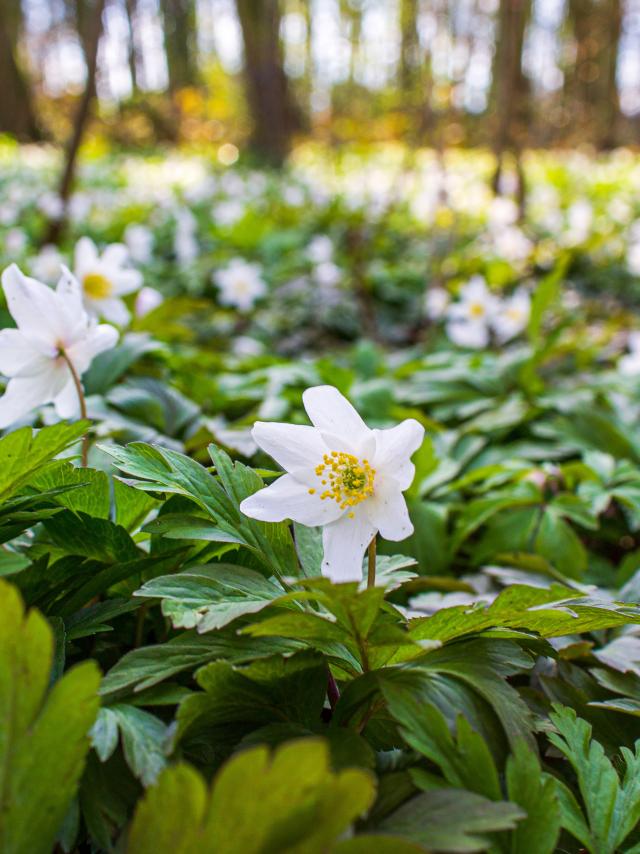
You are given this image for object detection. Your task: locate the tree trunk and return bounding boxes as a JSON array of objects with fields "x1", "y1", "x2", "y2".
[
  {"x1": 159, "y1": 0, "x2": 198, "y2": 91},
  {"x1": 235, "y1": 0, "x2": 299, "y2": 167},
  {"x1": 399, "y1": 0, "x2": 420, "y2": 94},
  {"x1": 0, "y1": 0, "x2": 42, "y2": 140},
  {"x1": 44, "y1": 0, "x2": 105, "y2": 245},
  {"x1": 565, "y1": 0, "x2": 621, "y2": 148},
  {"x1": 490, "y1": 0, "x2": 531, "y2": 208},
  {"x1": 124, "y1": 0, "x2": 140, "y2": 92}
]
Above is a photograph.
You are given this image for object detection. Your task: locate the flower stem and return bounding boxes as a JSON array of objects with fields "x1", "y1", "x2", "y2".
[
  {"x1": 60, "y1": 350, "x2": 89, "y2": 467},
  {"x1": 367, "y1": 535, "x2": 377, "y2": 589}
]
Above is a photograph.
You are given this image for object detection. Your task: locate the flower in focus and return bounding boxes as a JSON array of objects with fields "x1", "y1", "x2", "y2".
[
  {"x1": 30, "y1": 244, "x2": 64, "y2": 283},
  {"x1": 492, "y1": 288, "x2": 531, "y2": 343},
  {"x1": 74, "y1": 237, "x2": 143, "y2": 325},
  {"x1": 0, "y1": 264, "x2": 118, "y2": 428},
  {"x1": 445, "y1": 276, "x2": 499, "y2": 349},
  {"x1": 619, "y1": 331, "x2": 640, "y2": 376},
  {"x1": 213, "y1": 259, "x2": 267, "y2": 312},
  {"x1": 240, "y1": 385, "x2": 424, "y2": 582}
]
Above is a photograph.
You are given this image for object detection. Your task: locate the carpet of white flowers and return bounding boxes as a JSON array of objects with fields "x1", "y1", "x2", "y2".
[{"x1": 4, "y1": 143, "x2": 640, "y2": 854}]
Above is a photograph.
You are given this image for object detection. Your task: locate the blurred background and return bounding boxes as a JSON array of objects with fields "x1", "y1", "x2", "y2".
[{"x1": 3, "y1": 0, "x2": 640, "y2": 166}]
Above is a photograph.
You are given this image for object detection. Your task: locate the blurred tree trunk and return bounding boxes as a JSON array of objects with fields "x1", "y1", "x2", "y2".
[
  {"x1": 159, "y1": 0, "x2": 199, "y2": 91},
  {"x1": 235, "y1": 0, "x2": 299, "y2": 167},
  {"x1": 45, "y1": 0, "x2": 105, "y2": 244},
  {"x1": 124, "y1": 0, "x2": 140, "y2": 92},
  {"x1": 564, "y1": 0, "x2": 621, "y2": 148},
  {"x1": 491, "y1": 0, "x2": 531, "y2": 212},
  {"x1": 399, "y1": 0, "x2": 420, "y2": 94},
  {"x1": 0, "y1": 0, "x2": 42, "y2": 140}
]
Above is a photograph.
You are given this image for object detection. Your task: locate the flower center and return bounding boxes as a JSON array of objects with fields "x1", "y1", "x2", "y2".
[
  {"x1": 83, "y1": 272, "x2": 113, "y2": 299},
  {"x1": 469, "y1": 302, "x2": 485, "y2": 318},
  {"x1": 313, "y1": 451, "x2": 375, "y2": 513}
]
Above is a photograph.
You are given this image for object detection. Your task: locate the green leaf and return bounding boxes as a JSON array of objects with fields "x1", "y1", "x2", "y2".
[
  {"x1": 127, "y1": 739, "x2": 376, "y2": 854},
  {"x1": 505, "y1": 740, "x2": 561, "y2": 854},
  {"x1": 548, "y1": 704, "x2": 640, "y2": 853},
  {"x1": 101, "y1": 441, "x2": 298, "y2": 578},
  {"x1": 30, "y1": 461, "x2": 110, "y2": 518},
  {"x1": 0, "y1": 422, "x2": 89, "y2": 504},
  {"x1": 135, "y1": 564, "x2": 285, "y2": 632},
  {"x1": 42, "y1": 510, "x2": 140, "y2": 563},
  {"x1": 407, "y1": 583, "x2": 640, "y2": 645},
  {"x1": 92, "y1": 705, "x2": 169, "y2": 786},
  {"x1": 0, "y1": 579, "x2": 100, "y2": 854},
  {"x1": 376, "y1": 788, "x2": 524, "y2": 852}
]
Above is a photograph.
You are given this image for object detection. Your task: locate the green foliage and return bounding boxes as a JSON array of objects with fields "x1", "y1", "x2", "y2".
[
  {"x1": 127, "y1": 740, "x2": 376, "y2": 853},
  {"x1": 0, "y1": 579, "x2": 100, "y2": 854}
]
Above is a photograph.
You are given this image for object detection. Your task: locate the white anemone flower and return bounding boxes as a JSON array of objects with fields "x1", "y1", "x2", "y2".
[
  {"x1": 213, "y1": 259, "x2": 267, "y2": 312},
  {"x1": 124, "y1": 224, "x2": 154, "y2": 264},
  {"x1": 74, "y1": 237, "x2": 143, "y2": 325},
  {"x1": 135, "y1": 286, "x2": 164, "y2": 318},
  {"x1": 240, "y1": 385, "x2": 424, "y2": 582},
  {"x1": 445, "y1": 276, "x2": 499, "y2": 349},
  {"x1": 492, "y1": 288, "x2": 531, "y2": 343},
  {"x1": 0, "y1": 264, "x2": 118, "y2": 428}
]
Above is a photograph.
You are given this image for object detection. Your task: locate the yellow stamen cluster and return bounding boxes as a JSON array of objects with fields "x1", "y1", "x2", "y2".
[
  {"x1": 469, "y1": 302, "x2": 485, "y2": 318},
  {"x1": 83, "y1": 272, "x2": 113, "y2": 300},
  {"x1": 313, "y1": 451, "x2": 375, "y2": 512}
]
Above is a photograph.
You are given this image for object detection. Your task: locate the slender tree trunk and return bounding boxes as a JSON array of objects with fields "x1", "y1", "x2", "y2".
[
  {"x1": 44, "y1": 0, "x2": 105, "y2": 245},
  {"x1": 491, "y1": 0, "x2": 531, "y2": 211},
  {"x1": 235, "y1": 0, "x2": 299, "y2": 167},
  {"x1": 399, "y1": 0, "x2": 420, "y2": 94},
  {"x1": 159, "y1": 0, "x2": 198, "y2": 91},
  {"x1": 0, "y1": 0, "x2": 42, "y2": 140},
  {"x1": 124, "y1": 0, "x2": 140, "y2": 92}
]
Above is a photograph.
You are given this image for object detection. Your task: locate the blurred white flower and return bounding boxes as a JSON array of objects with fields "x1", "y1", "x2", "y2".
[
  {"x1": 74, "y1": 237, "x2": 143, "y2": 325},
  {"x1": 4, "y1": 229, "x2": 27, "y2": 256},
  {"x1": 492, "y1": 226, "x2": 533, "y2": 262},
  {"x1": 307, "y1": 235, "x2": 334, "y2": 264},
  {"x1": 0, "y1": 264, "x2": 118, "y2": 428},
  {"x1": 627, "y1": 243, "x2": 640, "y2": 276},
  {"x1": 174, "y1": 208, "x2": 199, "y2": 264},
  {"x1": 619, "y1": 332, "x2": 640, "y2": 376},
  {"x1": 214, "y1": 199, "x2": 245, "y2": 227},
  {"x1": 232, "y1": 335, "x2": 265, "y2": 357},
  {"x1": 30, "y1": 244, "x2": 64, "y2": 283},
  {"x1": 562, "y1": 199, "x2": 593, "y2": 246},
  {"x1": 38, "y1": 192, "x2": 64, "y2": 220},
  {"x1": 425, "y1": 287, "x2": 450, "y2": 320},
  {"x1": 125, "y1": 224, "x2": 154, "y2": 264},
  {"x1": 445, "y1": 276, "x2": 499, "y2": 349},
  {"x1": 314, "y1": 261, "x2": 342, "y2": 288},
  {"x1": 213, "y1": 259, "x2": 267, "y2": 311},
  {"x1": 135, "y1": 286, "x2": 163, "y2": 318},
  {"x1": 240, "y1": 385, "x2": 424, "y2": 582},
  {"x1": 492, "y1": 288, "x2": 531, "y2": 343},
  {"x1": 488, "y1": 196, "x2": 519, "y2": 229}
]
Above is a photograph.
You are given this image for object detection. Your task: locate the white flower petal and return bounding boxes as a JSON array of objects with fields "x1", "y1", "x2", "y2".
[
  {"x1": 112, "y1": 269, "x2": 143, "y2": 296},
  {"x1": 0, "y1": 365, "x2": 67, "y2": 428},
  {"x1": 74, "y1": 237, "x2": 99, "y2": 277},
  {"x1": 0, "y1": 330, "x2": 49, "y2": 377},
  {"x1": 239, "y1": 474, "x2": 343, "y2": 525},
  {"x1": 65, "y1": 323, "x2": 118, "y2": 375},
  {"x1": 302, "y1": 385, "x2": 371, "y2": 447},
  {"x1": 53, "y1": 377, "x2": 81, "y2": 419},
  {"x1": 365, "y1": 482, "x2": 414, "y2": 541},
  {"x1": 2, "y1": 264, "x2": 82, "y2": 349},
  {"x1": 372, "y1": 418, "x2": 424, "y2": 490},
  {"x1": 101, "y1": 243, "x2": 129, "y2": 267},
  {"x1": 252, "y1": 421, "x2": 327, "y2": 475},
  {"x1": 96, "y1": 297, "x2": 131, "y2": 326},
  {"x1": 321, "y1": 510, "x2": 376, "y2": 583}
]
